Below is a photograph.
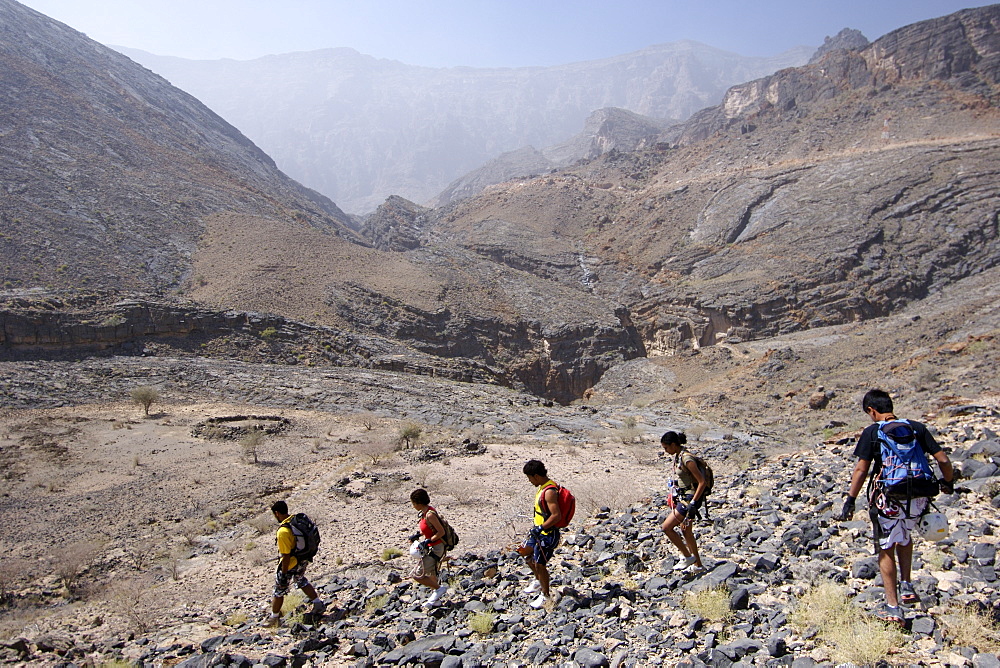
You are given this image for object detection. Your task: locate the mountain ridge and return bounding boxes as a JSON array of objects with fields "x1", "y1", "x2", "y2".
[{"x1": 119, "y1": 41, "x2": 813, "y2": 213}]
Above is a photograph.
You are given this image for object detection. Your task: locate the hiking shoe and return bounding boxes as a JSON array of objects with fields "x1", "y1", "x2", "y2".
[
  {"x1": 875, "y1": 603, "x2": 905, "y2": 626},
  {"x1": 899, "y1": 581, "x2": 920, "y2": 606},
  {"x1": 523, "y1": 579, "x2": 542, "y2": 594},
  {"x1": 530, "y1": 593, "x2": 549, "y2": 609},
  {"x1": 264, "y1": 615, "x2": 282, "y2": 628},
  {"x1": 423, "y1": 584, "x2": 448, "y2": 608},
  {"x1": 673, "y1": 556, "x2": 697, "y2": 571}
]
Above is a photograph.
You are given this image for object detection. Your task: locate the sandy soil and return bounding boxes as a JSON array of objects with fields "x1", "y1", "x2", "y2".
[{"x1": 0, "y1": 399, "x2": 676, "y2": 643}]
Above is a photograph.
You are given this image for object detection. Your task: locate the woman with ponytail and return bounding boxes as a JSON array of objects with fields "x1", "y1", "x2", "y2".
[{"x1": 660, "y1": 431, "x2": 707, "y2": 572}]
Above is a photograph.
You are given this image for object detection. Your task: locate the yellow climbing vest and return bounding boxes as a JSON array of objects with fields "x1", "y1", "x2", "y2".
[{"x1": 533, "y1": 479, "x2": 557, "y2": 526}]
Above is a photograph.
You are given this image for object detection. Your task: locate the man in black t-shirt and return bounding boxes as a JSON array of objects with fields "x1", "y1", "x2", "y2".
[{"x1": 837, "y1": 389, "x2": 954, "y2": 626}]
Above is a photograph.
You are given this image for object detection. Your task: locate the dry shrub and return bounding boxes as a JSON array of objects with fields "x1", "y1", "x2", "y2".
[
  {"x1": 126, "y1": 538, "x2": 158, "y2": 571},
  {"x1": 683, "y1": 585, "x2": 733, "y2": 623},
  {"x1": 374, "y1": 479, "x2": 400, "y2": 503},
  {"x1": 0, "y1": 560, "x2": 23, "y2": 604},
  {"x1": 240, "y1": 431, "x2": 265, "y2": 464},
  {"x1": 791, "y1": 582, "x2": 905, "y2": 665},
  {"x1": 628, "y1": 444, "x2": 659, "y2": 466},
  {"x1": 727, "y1": 449, "x2": 756, "y2": 471},
  {"x1": 359, "y1": 412, "x2": 379, "y2": 431},
  {"x1": 248, "y1": 545, "x2": 273, "y2": 567},
  {"x1": 411, "y1": 465, "x2": 444, "y2": 492},
  {"x1": 248, "y1": 512, "x2": 274, "y2": 535},
  {"x1": 354, "y1": 440, "x2": 397, "y2": 466},
  {"x1": 450, "y1": 483, "x2": 480, "y2": 505},
  {"x1": 398, "y1": 422, "x2": 422, "y2": 448},
  {"x1": 177, "y1": 519, "x2": 202, "y2": 546},
  {"x1": 940, "y1": 602, "x2": 1000, "y2": 653},
  {"x1": 109, "y1": 577, "x2": 160, "y2": 633},
  {"x1": 131, "y1": 386, "x2": 159, "y2": 416},
  {"x1": 572, "y1": 477, "x2": 649, "y2": 518},
  {"x1": 52, "y1": 540, "x2": 101, "y2": 594},
  {"x1": 617, "y1": 416, "x2": 641, "y2": 444}
]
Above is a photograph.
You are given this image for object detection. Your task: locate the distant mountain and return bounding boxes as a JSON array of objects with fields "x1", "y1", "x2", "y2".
[
  {"x1": 0, "y1": 0, "x2": 356, "y2": 294},
  {"x1": 119, "y1": 42, "x2": 813, "y2": 214},
  {"x1": 431, "y1": 107, "x2": 675, "y2": 207}
]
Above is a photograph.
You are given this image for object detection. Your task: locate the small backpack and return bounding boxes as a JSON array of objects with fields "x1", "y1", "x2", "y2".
[
  {"x1": 287, "y1": 513, "x2": 321, "y2": 562},
  {"x1": 440, "y1": 517, "x2": 460, "y2": 552},
  {"x1": 539, "y1": 483, "x2": 576, "y2": 528},
  {"x1": 692, "y1": 455, "x2": 715, "y2": 498},
  {"x1": 873, "y1": 420, "x2": 938, "y2": 500}
]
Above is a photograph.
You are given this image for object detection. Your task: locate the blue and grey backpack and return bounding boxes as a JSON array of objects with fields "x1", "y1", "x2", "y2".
[{"x1": 872, "y1": 420, "x2": 938, "y2": 501}]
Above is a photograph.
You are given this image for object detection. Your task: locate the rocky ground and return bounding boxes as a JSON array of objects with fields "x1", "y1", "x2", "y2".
[
  {"x1": 0, "y1": 394, "x2": 998, "y2": 667},
  {"x1": 1, "y1": 266, "x2": 998, "y2": 668}
]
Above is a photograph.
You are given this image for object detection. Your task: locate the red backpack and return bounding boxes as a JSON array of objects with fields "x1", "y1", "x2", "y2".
[{"x1": 539, "y1": 483, "x2": 576, "y2": 528}]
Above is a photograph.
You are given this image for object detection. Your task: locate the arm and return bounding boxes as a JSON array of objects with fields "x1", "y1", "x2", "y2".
[
  {"x1": 277, "y1": 526, "x2": 295, "y2": 573},
  {"x1": 540, "y1": 487, "x2": 561, "y2": 530},
  {"x1": 933, "y1": 450, "x2": 955, "y2": 490},
  {"x1": 425, "y1": 510, "x2": 445, "y2": 543},
  {"x1": 837, "y1": 458, "x2": 871, "y2": 521},
  {"x1": 846, "y1": 458, "x2": 872, "y2": 499}
]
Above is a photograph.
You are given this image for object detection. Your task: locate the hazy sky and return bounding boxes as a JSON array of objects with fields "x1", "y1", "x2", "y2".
[{"x1": 19, "y1": 0, "x2": 985, "y2": 66}]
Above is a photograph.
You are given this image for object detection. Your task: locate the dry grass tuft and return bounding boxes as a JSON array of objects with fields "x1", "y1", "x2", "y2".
[
  {"x1": 365, "y1": 594, "x2": 389, "y2": 615},
  {"x1": 940, "y1": 602, "x2": 1000, "y2": 653},
  {"x1": 468, "y1": 610, "x2": 496, "y2": 635},
  {"x1": 281, "y1": 590, "x2": 306, "y2": 625},
  {"x1": 790, "y1": 582, "x2": 905, "y2": 665},
  {"x1": 683, "y1": 585, "x2": 733, "y2": 623}
]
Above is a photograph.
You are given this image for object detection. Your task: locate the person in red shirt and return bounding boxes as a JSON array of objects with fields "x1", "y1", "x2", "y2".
[{"x1": 410, "y1": 488, "x2": 449, "y2": 608}]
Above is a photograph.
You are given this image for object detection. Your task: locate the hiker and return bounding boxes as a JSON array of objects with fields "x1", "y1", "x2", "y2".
[
  {"x1": 266, "y1": 500, "x2": 325, "y2": 627},
  {"x1": 660, "y1": 431, "x2": 708, "y2": 572},
  {"x1": 409, "y1": 488, "x2": 449, "y2": 608},
  {"x1": 837, "y1": 389, "x2": 955, "y2": 626},
  {"x1": 522, "y1": 459, "x2": 562, "y2": 609}
]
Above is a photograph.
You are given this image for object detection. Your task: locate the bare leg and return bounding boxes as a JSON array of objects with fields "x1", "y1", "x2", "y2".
[
  {"x1": 897, "y1": 542, "x2": 914, "y2": 583},
  {"x1": 879, "y1": 547, "x2": 900, "y2": 607},
  {"x1": 680, "y1": 520, "x2": 703, "y2": 568},
  {"x1": 527, "y1": 557, "x2": 551, "y2": 597},
  {"x1": 662, "y1": 510, "x2": 692, "y2": 558}
]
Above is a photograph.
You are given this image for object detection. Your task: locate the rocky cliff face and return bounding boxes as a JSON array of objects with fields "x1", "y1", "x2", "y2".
[
  {"x1": 428, "y1": 5, "x2": 1000, "y2": 358},
  {"x1": 0, "y1": 292, "x2": 505, "y2": 386},
  {"x1": 120, "y1": 42, "x2": 811, "y2": 213}
]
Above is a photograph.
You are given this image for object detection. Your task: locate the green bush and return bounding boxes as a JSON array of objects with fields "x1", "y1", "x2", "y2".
[{"x1": 130, "y1": 386, "x2": 159, "y2": 416}]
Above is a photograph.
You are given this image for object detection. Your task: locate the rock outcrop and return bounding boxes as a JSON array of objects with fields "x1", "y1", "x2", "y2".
[{"x1": 431, "y1": 108, "x2": 675, "y2": 207}]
